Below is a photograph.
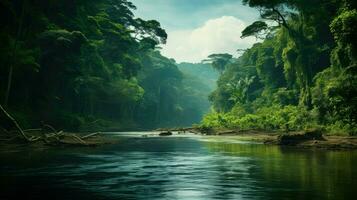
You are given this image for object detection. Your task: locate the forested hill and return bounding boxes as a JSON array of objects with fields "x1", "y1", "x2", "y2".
[
  {"x1": 0, "y1": 0, "x2": 215, "y2": 131},
  {"x1": 201, "y1": 0, "x2": 357, "y2": 135},
  {"x1": 178, "y1": 62, "x2": 219, "y2": 90}
]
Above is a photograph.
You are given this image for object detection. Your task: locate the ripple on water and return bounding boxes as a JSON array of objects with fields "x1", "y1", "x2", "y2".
[{"x1": 1, "y1": 134, "x2": 356, "y2": 200}]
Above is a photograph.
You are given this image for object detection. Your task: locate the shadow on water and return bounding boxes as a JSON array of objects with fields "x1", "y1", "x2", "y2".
[{"x1": 1, "y1": 133, "x2": 356, "y2": 200}]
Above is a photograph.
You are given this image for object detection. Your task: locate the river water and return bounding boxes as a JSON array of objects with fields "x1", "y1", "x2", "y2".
[{"x1": 1, "y1": 132, "x2": 356, "y2": 200}]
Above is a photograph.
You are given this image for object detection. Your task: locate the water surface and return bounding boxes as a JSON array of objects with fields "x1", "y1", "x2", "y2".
[{"x1": 1, "y1": 132, "x2": 356, "y2": 199}]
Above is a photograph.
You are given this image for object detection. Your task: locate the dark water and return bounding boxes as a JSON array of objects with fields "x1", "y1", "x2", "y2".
[{"x1": 1, "y1": 132, "x2": 356, "y2": 200}]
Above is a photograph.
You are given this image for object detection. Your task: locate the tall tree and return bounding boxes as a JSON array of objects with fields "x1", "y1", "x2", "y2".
[{"x1": 203, "y1": 53, "x2": 233, "y2": 75}]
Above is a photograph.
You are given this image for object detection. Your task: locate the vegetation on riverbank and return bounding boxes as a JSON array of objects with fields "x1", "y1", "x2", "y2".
[
  {"x1": 0, "y1": 0, "x2": 356, "y2": 143},
  {"x1": 201, "y1": 0, "x2": 357, "y2": 136},
  {"x1": 164, "y1": 126, "x2": 357, "y2": 149},
  {"x1": 0, "y1": 0, "x2": 217, "y2": 133}
]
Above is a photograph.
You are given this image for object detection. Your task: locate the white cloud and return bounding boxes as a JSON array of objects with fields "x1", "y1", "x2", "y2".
[{"x1": 161, "y1": 16, "x2": 257, "y2": 63}]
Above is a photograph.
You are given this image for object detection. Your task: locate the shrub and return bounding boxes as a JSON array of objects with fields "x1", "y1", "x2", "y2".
[{"x1": 201, "y1": 105, "x2": 316, "y2": 131}]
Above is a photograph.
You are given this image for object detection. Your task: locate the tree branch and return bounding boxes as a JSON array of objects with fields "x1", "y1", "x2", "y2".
[
  {"x1": 272, "y1": 7, "x2": 290, "y2": 30},
  {"x1": 0, "y1": 104, "x2": 30, "y2": 141}
]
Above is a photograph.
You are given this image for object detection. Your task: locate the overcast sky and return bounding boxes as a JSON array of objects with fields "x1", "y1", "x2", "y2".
[{"x1": 130, "y1": 0, "x2": 260, "y2": 63}]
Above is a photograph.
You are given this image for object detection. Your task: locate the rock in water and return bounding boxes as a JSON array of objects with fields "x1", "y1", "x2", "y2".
[{"x1": 159, "y1": 131, "x2": 173, "y2": 136}]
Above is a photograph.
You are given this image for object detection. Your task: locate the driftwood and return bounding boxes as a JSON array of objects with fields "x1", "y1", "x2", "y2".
[
  {"x1": 0, "y1": 104, "x2": 30, "y2": 141},
  {"x1": 81, "y1": 132, "x2": 100, "y2": 139},
  {"x1": 41, "y1": 123, "x2": 57, "y2": 133},
  {"x1": 0, "y1": 104, "x2": 102, "y2": 146}
]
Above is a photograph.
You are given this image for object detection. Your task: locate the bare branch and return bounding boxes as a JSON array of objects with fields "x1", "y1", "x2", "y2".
[{"x1": 0, "y1": 104, "x2": 30, "y2": 141}]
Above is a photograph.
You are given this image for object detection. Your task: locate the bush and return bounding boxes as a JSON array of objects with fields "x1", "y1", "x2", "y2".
[
  {"x1": 325, "y1": 121, "x2": 357, "y2": 136},
  {"x1": 201, "y1": 105, "x2": 316, "y2": 131}
]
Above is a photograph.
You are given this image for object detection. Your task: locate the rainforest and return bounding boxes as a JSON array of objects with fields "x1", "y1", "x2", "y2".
[{"x1": 0, "y1": 0, "x2": 357, "y2": 200}]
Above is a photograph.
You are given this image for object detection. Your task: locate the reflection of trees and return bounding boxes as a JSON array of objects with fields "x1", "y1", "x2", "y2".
[{"x1": 204, "y1": 141, "x2": 357, "y2": 199}]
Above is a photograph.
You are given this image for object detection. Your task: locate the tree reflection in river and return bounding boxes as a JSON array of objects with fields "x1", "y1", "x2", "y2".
[
  {"x1": 0, "y1": 135, "x2": 356, "y2": 200},
  {"x1": 204, "y1": 140, "x2": 357, "y2": 199}
]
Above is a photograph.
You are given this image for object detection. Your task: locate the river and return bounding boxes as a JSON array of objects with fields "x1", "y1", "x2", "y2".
[{"x1": 1, "y1": 132, "x2": 356, "y2": 200}]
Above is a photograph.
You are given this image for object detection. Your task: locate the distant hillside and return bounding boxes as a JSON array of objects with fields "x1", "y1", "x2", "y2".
[
  {"x1": 175, "y1": 62, "x2": 219, "y2": 123},
  {"x1": 177, "y1": 62, "x2": 219, "y2": 90}
]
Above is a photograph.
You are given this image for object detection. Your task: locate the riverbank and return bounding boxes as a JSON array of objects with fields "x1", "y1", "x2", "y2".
[
  {"x1": 162, "y1": 127, "x2": 357, "y2": 150},
  {"x1": 0, "y1": 130, "x2": 120, "y2": 149},
  {"x1": 2, "y1": 132, "x2": 356, "y2": 200},
  {"x1": 2, "y1": 127, "x2": 357, "y2": 150}
]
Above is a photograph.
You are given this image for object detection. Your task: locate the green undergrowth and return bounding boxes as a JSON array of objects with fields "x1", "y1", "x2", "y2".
[{"x1": 201, "y1": 105, "x2": 356, "y2": 136}]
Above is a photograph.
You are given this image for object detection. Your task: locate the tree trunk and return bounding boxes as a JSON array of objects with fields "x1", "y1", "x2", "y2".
[
  {"x1": 4, "y1": 0, "x2": 27, "y2": 106},
  {"x1": 4, "y1": 66, "x2": 14, "y2": 107}
]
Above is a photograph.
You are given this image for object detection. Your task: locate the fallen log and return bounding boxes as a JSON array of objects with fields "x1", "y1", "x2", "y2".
[
  {"x1": 69, "y1": 134, "x2": 87, "y2": 145},
  {"x1": 0, "y1": 107, "x2": 106, "y2": 146},
  {"x1": 81, "y1": 132, "x2": 100, "y2": 139}
]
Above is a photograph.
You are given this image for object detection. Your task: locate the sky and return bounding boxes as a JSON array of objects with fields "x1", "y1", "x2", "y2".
[{"x1": 130, "y1": 0, "x2": 260, "y2": 63}]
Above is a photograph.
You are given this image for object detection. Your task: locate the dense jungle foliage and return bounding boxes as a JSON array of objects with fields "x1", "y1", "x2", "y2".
[
  {"x1": 1, "y1": 0, "x2": 356, "y2": 135},
  {"x1": 202, "y1": 0, "x2": 357, "y2": 135},
  {"x1": 0, "y1": 0, "x2": 215, "y2": 131}
]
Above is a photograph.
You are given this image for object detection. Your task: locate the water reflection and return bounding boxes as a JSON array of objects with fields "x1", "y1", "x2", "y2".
[
  {"x1": 0, "y1": 134, "x2": 356, "y2": 200},
  {"x1": 205, "y1": 140, "x2": 357, "y2": 199}
]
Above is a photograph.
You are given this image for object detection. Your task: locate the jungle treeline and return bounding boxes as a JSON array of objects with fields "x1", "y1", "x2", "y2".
[
  {"x1": 202, "y1": 0, "x2": 357, "y2": 135},
  {"x1": 1, "y1": 0, "x2": 356, "y2": 135},
  {"x1": 0, "y1": 0, "x2": 217, "y2": 131}
]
